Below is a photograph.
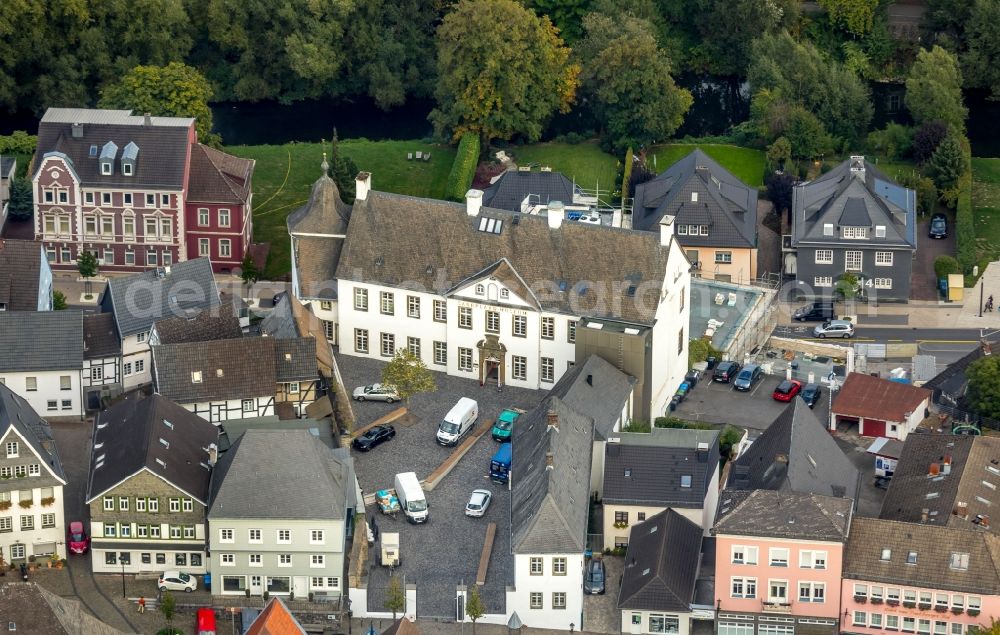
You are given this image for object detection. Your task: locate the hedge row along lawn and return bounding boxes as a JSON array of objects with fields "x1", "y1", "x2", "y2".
[{"x1": 972, "y1": 157, "x2": 1000, "y2": 274}]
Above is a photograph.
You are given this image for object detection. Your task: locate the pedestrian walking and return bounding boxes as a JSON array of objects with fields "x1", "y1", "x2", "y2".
[{"x1": 138, "y1": 596, "x2": 145, "y2": 613}]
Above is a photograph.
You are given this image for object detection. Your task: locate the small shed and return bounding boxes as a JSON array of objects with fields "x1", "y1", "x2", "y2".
[
  {"x1": 831, "y1": 372, "x2": 932, "y2": 440},
  {"x1": 947, "y1": 273, "x2": 964, "y2": 302},
  {"x1": 866, "y1": 437, "x2": 904, "y2": 477}
]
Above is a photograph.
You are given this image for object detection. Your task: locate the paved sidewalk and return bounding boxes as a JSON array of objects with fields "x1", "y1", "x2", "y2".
[
  {"x1": 777, "y1": 298, "x2": 1000, "y2": 330},
  {"x1": 352, "y1": 618, "x2": 605, "y2": 634}
]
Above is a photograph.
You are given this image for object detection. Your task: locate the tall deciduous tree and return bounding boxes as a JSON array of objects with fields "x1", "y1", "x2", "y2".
[
  {"x1": 526, "y1": 0, "x2": 593, "y2": 43},
  {"x1": 905, "y1": 45, "x2": 967, "y2": 133},
  {"x1": 99, "y1": 62, "x2": 218, "y2": 144},
  {"x1": 329, "y1": 131, "x2": 359, "y2": 204},
  {"x1": 693, "y1": 0, "x2": 798, "y2": 76},
  {"x1": 381, "y1": 350, "x2": 436, "y2": 406},
  {"x1": 818, "y1": 0, "x2": 877, "y2": 36},
  {"x1": 962, "y1": 0, "x2": 1000, "y2": 101},
  {"x1": 576, "y1": 13, "x2": 692, "y2": 152},
  {"x1": 384, "y1": 575, "x2": 405, "y2": 619},
  {"x1": 912, "y1": 121, "x2": 949, "y2": 164},
  {"x1": 966, "y1": 356, "x2": 1000, "y2": 420},
  {"x1": 77, "y1": 251, "x2": 100, "y2": 298},
  {"x1": 465, "y1": 585, "x2": 486, "y2": 634},
  {"x1": 430, "y1": 0, "x2": 579, "y2": 144}
]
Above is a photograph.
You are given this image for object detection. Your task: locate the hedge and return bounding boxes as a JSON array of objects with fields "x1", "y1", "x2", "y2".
[
  {"x1": 955, "y1": 138, "x2": 976, "y2": 273},
  {"x1": 621, "y1": 146, "x2": 634, "y2": 201},
  {"x1": 445, "y1": 133, "x2": 481, "y2": 202},
  {"x1": 934, "y1": 255, "x2": 961, "y2": 280}
]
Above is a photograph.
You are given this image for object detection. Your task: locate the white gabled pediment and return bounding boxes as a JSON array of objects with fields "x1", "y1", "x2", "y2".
[{"x1": 446, "y1": 258, "x2": 540, "y2": 309}]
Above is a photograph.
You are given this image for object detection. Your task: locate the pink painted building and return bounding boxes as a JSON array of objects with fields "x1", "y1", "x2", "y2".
[
  {"x1": 841, "y1": 518, "x2": 999, "y2": 635},
  {"x1": 714, "y1": 490, "x2": 854, "y2": 635}
]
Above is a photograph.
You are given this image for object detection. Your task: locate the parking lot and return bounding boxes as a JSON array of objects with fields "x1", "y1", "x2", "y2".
[
  {"x1": 335, "y1": 353, "x2": 543, "y2": 618},
  {"x1": 672, "y1": 371, "x2": 832, "y2": 432}
]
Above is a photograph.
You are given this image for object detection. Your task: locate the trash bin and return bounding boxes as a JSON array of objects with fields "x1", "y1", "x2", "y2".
[
  {"x1": 203, "y1": 572, "x2": 211, "y2": 592},
  {"x1": 685, "y1": 370, "x2": 701, "y2": 389},
  {"x1": 706, "y1": 356, "x2": 717, "y2": 370}
]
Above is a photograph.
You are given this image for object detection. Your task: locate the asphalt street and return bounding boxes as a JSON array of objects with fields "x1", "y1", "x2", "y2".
[{"x1": 775, "y1": 325, "x2": 989, "y2": 344}]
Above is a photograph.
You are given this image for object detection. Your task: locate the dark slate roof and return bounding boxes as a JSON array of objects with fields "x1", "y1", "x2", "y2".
[
  {"x1": 923, "y1": 339, "x2": 998, "y2": 402},
  {"x1": 187, "y1": 143, "x2": 253, "y2": 204},
  {"x1": 83, "y1": 313, "x2": 120, "y2": 359},
  {"x1": 36, "y1": 108, "x2": 193, "y2": 189},
  {"x1": 604, "y1": 438, "x2": 717, "y2": 507},
  {"x1": 618, "y1": 509, "x2": 703, "y2": 612},
  {"x1": 0, "y1": 156, "x2": 15, "y2": 179},
  {"x1": 152, "y1": 337, "x2": 317, "y2": 403},
  {"x1": 511, "y1": 396, "x2": 594, "y2": 554},
  {"x1": 791, "y1": 158, "x2": 916, "y2": 249},
  {"x1": 0, "y1": 239, "x2": 45, "y2": 311},
  {"x1": 287, "y1": 165, "x2": 351, "y2": 301},
  {"x1": 338, "y1": 191, "x2": 675, "y2": 325},
  {"x1": 727, "y1": 398, "x2": 860, "y2": 500},
  {"x1": 548, "y1": 354, "x2": 636, "y2": 441},
  {"x1": 844, "y1": 517, "x2": 1000, "y2": 594},
  {"x1": 0, "y1": 311, "x2": 83, "y2": 372},
  {"x1": 86, "y1": 394, "x2": 219, "y2": 504},
  {"x1": 104, "y1": 257, "x2": 220, "y2": 336},
  {"x1": 258, "y1": 296, "x2": 301, "y2": 339},
  {"x1": 481, "y1": 169, "x2": 583, "y2": 212},
  {"x1": 632, "y1": 149, "x2": 758, "y2": 248},
  {"x1": 0, "y1": 383, "x2": 67, "y2": 483},
  {"x1": 209, "y1": 429, "x2": 348, "y2": 520},
  {"x1": 0, "y1": 582, "x2": 128, "y2": 635},
  {"x1": 714, "y1": 489, "x2": 853, "y2": 541},
  {"x1": 878, "y1": 434, "x2": 1000, "y2": 533},
  {"x1": 832, "y1": 372, "x2": 931, "y2": 422},
  {"x1": 152, "y1": 304, "x2": 242, "y2": 344}
]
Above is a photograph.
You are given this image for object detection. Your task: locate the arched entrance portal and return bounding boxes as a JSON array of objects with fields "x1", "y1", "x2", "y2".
[{"x1": 477, "y1": 335, "x2": 507, "y2": 387}]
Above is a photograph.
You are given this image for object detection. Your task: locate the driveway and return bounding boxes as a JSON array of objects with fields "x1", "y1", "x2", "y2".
[
  {"x1": 582, "y1": 555, "x2": 623, "y2": 634},
  {"x1": 830, "y1": 430, "x2": 889, "y2": 518},
  {"x1": 911, "y1": 215, "x2": 956, "y2": 301}
]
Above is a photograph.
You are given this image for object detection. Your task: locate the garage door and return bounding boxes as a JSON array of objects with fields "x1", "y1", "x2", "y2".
[{"x1": 864, "y1": 419, "x2": 886, "y2": 437}]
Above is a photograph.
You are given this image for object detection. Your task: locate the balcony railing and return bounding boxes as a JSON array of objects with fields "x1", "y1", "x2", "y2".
[{"x1": 763, "y1": 602, "x2": 792, "y2": 614}]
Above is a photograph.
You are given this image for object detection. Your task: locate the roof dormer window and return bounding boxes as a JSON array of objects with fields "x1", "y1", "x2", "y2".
[
  {"x1": 121, "y1": 141, "x2": 138, "y2": 177},
  {"x1": 99, "y1": 141, "x2": 118, "y2": 176},
  {"x1": 842, "y1": 226, "x2": 868, "y2": 240},
  {"x1": 691, "y1": 192, "x2": 698, "y2": 203}
]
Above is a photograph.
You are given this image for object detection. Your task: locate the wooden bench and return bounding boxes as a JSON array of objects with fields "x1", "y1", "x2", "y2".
[{"x1": 476, "y1": 522, "x2": 497, "y2": 586}]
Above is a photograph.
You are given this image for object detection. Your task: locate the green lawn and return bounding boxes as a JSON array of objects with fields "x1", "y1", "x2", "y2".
[
  {"x1": 506, "y1": 141, "x2": 620, "y2": 194},
  {"x1": 647, "y1": 143, "x2": 767, "y2": 188},
  {"x1": 972, "y1": 158, "x2": 1000, "y2": 265},
  {"x1": 227, "y1": 140, "x2": 455, "y2": 280}
]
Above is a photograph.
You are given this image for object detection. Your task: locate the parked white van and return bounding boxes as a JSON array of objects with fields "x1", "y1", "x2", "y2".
[
  {"x1": 436, "y1": 397, "x2": 479, "y2": 446},
  {"x1": 394, "y1": 472, "x2": 429, "y2": 524}
]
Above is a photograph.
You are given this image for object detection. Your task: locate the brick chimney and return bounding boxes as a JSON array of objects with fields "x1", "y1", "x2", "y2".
[
  {"x1": 356, "y1": 172, "x2": 371, "y2": 202},
  {"x1": 659, "y1": 215, "x2": 675, "y2": 246}
]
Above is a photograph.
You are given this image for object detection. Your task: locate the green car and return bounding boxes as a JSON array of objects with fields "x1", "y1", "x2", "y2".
[{"x1": 491, "y1": 409, "x2": 519, "y2": 442}]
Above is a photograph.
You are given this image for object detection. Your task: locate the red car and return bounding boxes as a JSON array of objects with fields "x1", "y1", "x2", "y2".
[
  {"x1": 773, "y1": 379, "x2": 803, "y2": 402},
  {"x1": 68, "y1": 521, "x2": 89, "y2": 554},
  {"x1": 196, "y1": 608, "x2": 217, "y2": 635}
]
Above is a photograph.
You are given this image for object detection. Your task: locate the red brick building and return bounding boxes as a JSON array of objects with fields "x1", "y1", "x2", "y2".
[{"x1": 32, "y1": 108, "x2": 253, "y2": 273}]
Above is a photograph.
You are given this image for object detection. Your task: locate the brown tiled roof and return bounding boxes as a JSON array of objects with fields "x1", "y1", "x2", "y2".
[
  {"x1": 337, "y1": 191, "x2": 673, "y2": 324},
  {"x1": 83, "y1": 313, "x2": 121, "y2": 359},
  {"x1": 245, "y1": 597, "x2": 307, "y2": 635},
  {"x1": 188, "y1": 143, "x2": 254, "y2": 204},
  {"x1": 0, "y1": 582, "x2": 128, "y2": 634},
  {"x1": 832, "y1": 372, "x2": 931, "y2": 422},
  {"x1": 0, "y1": 239, "x2": 44, "y2": 311},
  {"x1": 844, "y1": 517, "x2": 1000, "y2": 593},
  {"x1": 153, "y1": 303, "x2": 242, "y2": 344}
]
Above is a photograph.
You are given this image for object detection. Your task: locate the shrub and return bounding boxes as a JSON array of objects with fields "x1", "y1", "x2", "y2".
[
  {"x1": 621, "y1": 419, "x2": 651, "y2": 433},
  {"x1": 688, "y1": 338, "x2": 720, "y2": 367},
  {"x1": 955, "y1": 137, "x2": 975, "y2": 274},
  {"x1": 934, "y1": 255, "x2": 961, "y2": 279},
  {"x1": 865, "y1": 123, "x2": 913, "y2": 160},
  {"x1": 0, "y1": 131, "x2": 37, "y2": 155},
  {"x1": 444, "y1": 133, "x2": 481, "y2": 201},
  {"x1": 913, "y1": 120, "x2": 948, "y2": 164},
  {"x1": 621, "y1": 147, "x2": 634, "y2": 200}
]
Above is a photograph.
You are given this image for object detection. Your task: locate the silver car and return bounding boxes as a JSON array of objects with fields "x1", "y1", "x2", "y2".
[
  {"x1": 813, "y1": 320, "x2": 855, "y2": 339},
  {"x1": 465, "y1": 489, "x2": 492, "y2": 517},
  {"x1": 352, "y1": 383, "x2": 399, "y2": 402}
]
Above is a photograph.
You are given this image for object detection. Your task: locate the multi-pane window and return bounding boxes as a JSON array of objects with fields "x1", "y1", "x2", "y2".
[
  {"x1": 169, "y1": 498, "x2": 180, "y2": 513},
  {"x1": 355, "y1": 288, "x2": 369, "y2": 311},
  {"x1": 876, "y1": 251, "x2": 893, "y2": 266},
  {"x1": 40, "y1": 513, "x2": 55, "y2": 528},
  {"x1": 355, "y1": 329, "x2": 369, "y2": 353},
  {"x1": 800, "y1": 550, "x2": 827, "y2": 569},
  {"x1": 458, "y1": 307, "x2": 473, "y2": 329},
  {"x1": 649, "y1": 616, "x2": 680, "y2": 633},
  {"x1": 718, "y1": 623, "x2": 754, "y2": 635},
  {"x1": 552, "y1": 592, "x2": 566, "y2": 609},
  {"x1": 249, "y1": 554, "x2": 262, "y2": 566},
  {"x1": 218, "y1": 209, "x2": 230, "y2": 227},
  {"x1": 846, "y1": 251, "x2": 863, "y2": 271},
  {"x1": 219, "y1": 240, "x2": 231, "y2": 258},
  {"x1": 380, "y1": 333, "x2": 395, "y2": 357},
  {"x1": 843, "y1": 226, "x2": 868, "y2": 239},
  {"x1": 731, "y1": 546, "x2": 758, "y2": 565},
  {"x1": 541, "y1": 357, "x2": 554, "y2": 382},
  {"x1": 198, "y1": 208, "x2": 209, "y2": 226},
  {"x1": 249, "y1": 529, "x2": 262, "y2": 543},
  {"x1": 552, "y1": 557, "x2": 566, "y2": 575},
  {"x1": 854, "y1": 612, "x2": 868, "y2": 627},
  {"x1": 407, "y1": 296, "x2": 420, "y2": 318},
  {"x1": 458, "y1": 347, "x2": 473, "y2": 372},
  {"x1": 769, "y1": 580, "x2": 788, "y2": 602},
  {"x1": 799, "y1": 582, "x2": 825, "y2": 602},
  {"x1": 149, "y1": 498, "x2": 159, "y2": 513},
  {"x1": 20, "y1": 515, "x2": 33, "y2": 530},
  {"x1": 815, "y1": 250, "x2": 834, "y2": 264},
  {"x1": 567, "y1": 320, "x2": 577, "y2": 343},
  {"x1": 512, "y1": 356, "x2": 527, "y2": 381},
  {"x1": 433, "y1": 300, "x2": 447, "y2": 322},
  {"x1": 715, "y1": 251, "x2": 733, "y2": 264},
  {"x1": 380, "y1": 292, "x2": 394, "y2": 315},
  {"x1": 323, "y1": 320, "x2": 334, "y2": 341},
  {"x1": 310, "y1": 530, "x2": 325, "y2": 544},
  {"x1": 5, "y1": 442, "x2": 17, "y2": 457},
  {"x1": 220, "y1": 529, "x2": 234, "y2": 543},
  {"x1": 277, "y1": 530, "x2": 291, "y2": 543},
  {"x1": 875, "y1": 278, "x2": 892, "y2": 289},
  {"x1": 512, "y1": 315, "x2": 527, "y2": 337},
  {"x1": 119, "y1": 496, "x2": 129, "y2": 511},
  {"x1": 530, "y1": 592, "x2": 543, "y2": 609},
  {"x1": 730, "y1": 577, "x2": 756, "y2": 598},
  {"x1": 541, "y1": 317, "x2": 555, "y2": 339},
  {"x1": 486, "y1": 311, "x2": 500, "y2": 333},
  {"x1": 220, "y1": 553, "x2": 235, "y2": 566},
  {"x1": 529, "y1": 557, "x2": 543, "y2": 575},
  {"x1": 407, "y1": 337, "x2": 421, "y2": 358},
  {"x1": 311, "y1": 554, "x2": 326, "y2": 567},
  {"x1": 198, "y1": 238, "x2": 210, "y2": 257},
  {"x1": 814, "y1": 276, "x2": 833, "y2": 288},
  {"x1": 104, "y1": 498, "x2": 115, "y2": 513},
  {"x1": 279, "y1": 554, "x2": 292, "y2": 566},
  {"x1": 433, "y1": 342, "x2": 447, "y2": 365}
]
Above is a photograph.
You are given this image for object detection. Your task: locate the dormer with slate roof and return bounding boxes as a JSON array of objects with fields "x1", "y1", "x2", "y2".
[
  {"x1": 99, "y1": 141, "x2": 118, "y2": 176},
  {"x1": 121, "y1": 141, "x2": 138, "y2": 176}
]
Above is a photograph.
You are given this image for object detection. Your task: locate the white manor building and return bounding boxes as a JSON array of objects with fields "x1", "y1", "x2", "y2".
[{"x1": 289, "y1": 164, "x2": 690, "y2": 420}]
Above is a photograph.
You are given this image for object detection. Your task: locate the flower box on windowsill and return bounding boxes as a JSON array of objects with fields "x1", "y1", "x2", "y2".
[
  {"x1": 613, "y1": 521, "x2": 629, "y2": 529},
  {"x1": 855, "y1": 596, "x2": 868, "y2": 603},
  {"x1": 951, "y1": 607, "x2": 964, "y2": 615},
  {"x1": 887, "y1": 599, "x2": 900, "y2": 606},
  {"x1": 903, "y1": 601, "x2": 917, "y2": 609},
  {"x1": 0, "y1": 501, "x2": 10, "y2": 511},
  {"x1": 934, "y1": 605, "x2": 949, "y2": 613},
  {"x1": 918, "y1": 602, "x2": 932, "y2": 610},
  {"x1": 871, "y1": 597, "x2": 884, "y2": 604},
  {"x1": 968, "y1": 609, "x2": 981, "y2": 617},
  {"x1": 18, "y1": 500, "x2": 32, "y2": 509},
  {"x1": 40, "y1": 497, "x2": 55, "y2": 507}
]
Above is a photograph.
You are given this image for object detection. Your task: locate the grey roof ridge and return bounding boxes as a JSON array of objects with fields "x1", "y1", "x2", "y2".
[{"x1": 445, "y1": 256, "x2": 542, "y2": 307}]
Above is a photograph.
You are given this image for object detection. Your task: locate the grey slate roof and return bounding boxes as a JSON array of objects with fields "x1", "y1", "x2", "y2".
[
  {"x1": 603, "y1": 437, "x2": 718, "y2": 507},
  {"x1": 0, "y1": 239, "x2": 45, "y2": 311},
  {"x1": 208, "y1": 429, "x2": 348, "y2": 520},
  {"x1": 104, "y1": 257, "x2": 220, "y2": 337},
  {"x1": 481, "y1": 169, "x2": 584, "y2": 212},
  {"x1": 844, "y1": 517, "x2": 1000, "y2": 594},
  {"x1": 83, "y1": 313, "x2": 120, "y2": 359},
  {"x1": 86, "y1": 393, "x2": 219, "y2": 504},
  {"x1": 632, "y1": 149, "x2": 758, "y2": 248},
  {"x1": 714, "y1": 489, "x2": 853, "y2": 541},
  {"x1": 0, "y1": 156, "x2": 15, "y2": 179},
  {"x1": 152, "y1": 304, "x2": 242, "y2": 344},
  {"x1": 548, "y1": 354, "x2": 636, "y2": 441},
  {"x1": 338, "y1": 191, "x2": 674, "y2": 325},
  {"x1": 258, "y1": 296, "x2": 301, "y2": 339},
  {"x1": 618, "y1": 509, "x2": 703, "y2": 612},
  {"x1": 791, "y1": 158, "x2": 916, "y2": 249},
  {"x1": 727, "y1": 398, "x2": 860, "y2": 500},
  {"x1": 36, "y1": 108, "x2": 194, "y2": 189},
  {"x1": 0, "y1": 383, "x2": 67, "y2": 483},
  {"x1": 187, "y1": 143, "x2": 254, "y2": 204},
  {"x1": 0, "y1": 582, "x2": 128, "y2": 635},
  {"x1": 287, "y1": 165, "x2": 351, "y2": 301},
  {"x1": 152, "y1": 336, "x2": 318, "y2": 403},
  {"x1": 0, "y1": 311, "x2": 83, "y2": 372},
  {"x1": 511, "y1": 396, "x2": 595, "y2": 554}
]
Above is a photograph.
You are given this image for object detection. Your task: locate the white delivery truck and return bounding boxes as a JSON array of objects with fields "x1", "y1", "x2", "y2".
[
  {"x1": 436, "y1": 397, "x2": 479, "y2": 446},
  {"x1": 394, "y1": 472, "x2": 429, "y2": 524}
]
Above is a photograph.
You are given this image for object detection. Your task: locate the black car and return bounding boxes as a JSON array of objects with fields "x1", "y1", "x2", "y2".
[
  {"x1": 713, "y1": 361, "x2": 741, "y2": 383},
  {"x1": 793, "y1": 302, "x2": 835, "y2": 322},
  {"x1": 583, "y1": 558, "x2": 606, "y2": 595},
  {"x1": 800, "y1": 383, "x2": 822, "y2": 408},
  {"x1": 351, "y1": 424, "x2": 396, "y2": 451},
  {"x1": 929, "y1": 213, "x2": 948, "y2": 239}
]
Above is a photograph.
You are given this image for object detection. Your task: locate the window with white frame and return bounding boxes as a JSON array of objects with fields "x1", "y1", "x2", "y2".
[
  {"x1": 277, "y1": 529, "x2": 291, "y2": 543},
  {"x1": 198, "y1": 208, "x2": 209, "y2": 226},
  {"x1": 486, "y1": 311, "x2": 500, "y2": 333},
  {"x1": 678, "y1": 224, "x2": 688, "y2": 235},
  {"x1": 871, "y1": 614, "x2": 884, "y2": 629},
  {"x1": 20, "y1": 516, "x2": 32, "y2": 530},
  {"x1": 198, "y1": 238, "x2": 210, "y2": 257},
  {"x1": 219, "y1": 528, "x2": 235, "y2": 543},
  {"x1": 354, "y1": 288, "x2": 368, "y2": 311},
  {"x1": 799, "y1": 582, "x2": 825, "y2": 602},
  {"x1": 854, "y1": 612, "x2": 868, "y2": 627},
  {"x1": 249, "y1": 554, "x2": 262, "y2": 567},
  {"x1": 458, "y1": 347, "x2": 473, "y2": 372},
  {"x1": 541, "y1": 357, "x2": 554, "y2": 382},
  {"x1": 886, "y1": 615, "x2": 900, "y2": 630},
  {"x1": 769, "y1": 548, "x2": 789, "y2": 566},
  {"x1": 119, "y1": 496, "x2": 129, "y2": 511},
  {"x1": 875, "y1": 278, "x2": 892, "y2": 289},
  {"x1": 380, "y1": 332, "x2": 395, "y2": 357},
  {"x1": 5, "y1": 442, "x2": 18, "y2": 457},
  {"x1": 814, "y1": 276, "x2": 833, "y2": 287},
  {"x1": 846, "y1": 250, "x2": 863, "y2": 271},
  {"x1": 406, "y1": 295, "x2": 420, "y2": 318},
  {"x1": 220, "y1": 553, "x2": 235, "y2": 566},
  {"x1": 876, "y1": 251, "x2": 893, "y2": 266},
  {"x1": 715, "y1": 251, "x2": 733, "y2": 264},
  {"x1": 843, "y1": 226, "x2": 868, "y2": 239},
  {"x1": 551, "y1": 592, "x2": 566, "y2": 609},
  {"x1": 28, "y1": 465, "x2": 39, "y2": 477},
  {"x1": 218, "y1": 209, "x2": 230, "y2": 227},
  {"x1": 731, "y1": 545, "x2": 758, "y2": 565},
  {"x1": 278, "y1": 554, "x2": 292, "y2": 566},
  {"x1": 768, "y1": 580, "x2": 788, "y2": 602},
  {"x1": 718, "y1": 623, "x2": 754, "y2": 635},
  {"x1": 800, "y1": 550, "x2": 827, "y2": 569},
  {"x1": 541, "y1": 317, "x2": 555, "y2": 339},
  {"x1": 512, "y1": 356, "x2": 527, "y2": 381},
  {"x1": 311, "y1": 554, "x2": 325, "y2": 567},
  {"x1": 815, "y1": 250, "x2": 834, "y2": 264},
  {"x1": 219, "y1": 239, "x2": 231, "y2": 258},
  {"x1": 649, "y1": 615, "x2": 680, "y2": 633},
  {"x1": 433, "y1": 300, "x2": 446, "y2": 322},
  {"x1": 249, "y1": 529, "x2": 262, "y2": 543},
  {"x1": 380, "y1": 291, "x2": 394, "y2": 315},
  {"x1": 103, "y1": 496, "x2": 114, "y2": 511},
  {"x1": 433, "y1": 341, "x2": 447, "y2": 365},
  {"x1": 568, "y1": 320, "x2": 576, "y2": 343},
  {"x1": 182, "y1": 499, "x2": 193, "y2": 512},
  {"x1": 530, "y1": 592, "x2": 543, "y2": 609},
  {"x1": 310, "y1": 530, "x2": 325, "y2": 544},
  {"x1": 730, "y1": 577, "x2": 756, "y2": 598},
  {"x1": 242, "y1": 399, "x2": 255, "y2": 412}
]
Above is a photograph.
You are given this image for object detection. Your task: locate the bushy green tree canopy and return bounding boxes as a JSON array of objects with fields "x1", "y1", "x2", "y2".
[
  {"x1": 962, "y1": 0, "x2": 1000, "y2": 101},
  {"x1": 905, "y1": 45, "x2": 967, "y2": 133},
  {"x1": 966, "y1": 356, "x2": 1000, "y2": 420}
]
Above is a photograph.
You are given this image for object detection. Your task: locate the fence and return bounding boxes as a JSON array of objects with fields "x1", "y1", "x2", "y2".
[{"x1": 931, "y1": 401, "x2": 1000, "y2": 433}]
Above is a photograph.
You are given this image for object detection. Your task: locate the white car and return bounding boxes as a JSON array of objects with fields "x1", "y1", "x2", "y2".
[
  {"x1": 158, "y1": 570, "x2": 197, "y2": 593},
  {"x1": 813, "y1": 320, "x2": 855, "y2": 339},
  {"x1": 465, "y1": 489, "x2": 493, "y2": 517},
  {"x1": 352, "y1": 384, "x2": 399, "y2": 403}
]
